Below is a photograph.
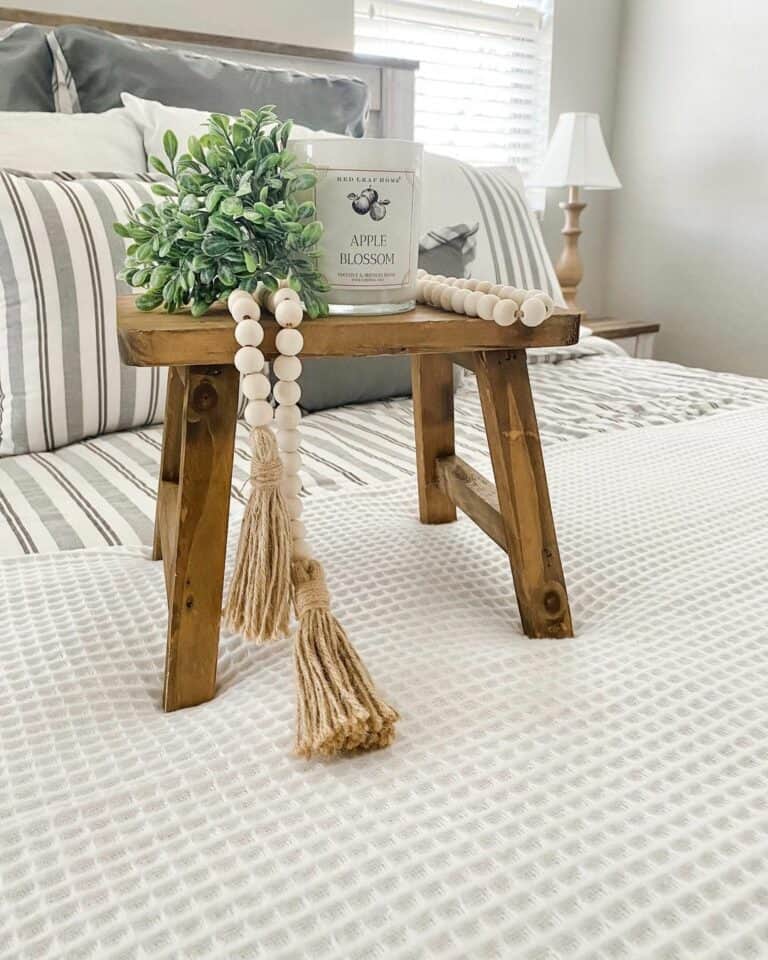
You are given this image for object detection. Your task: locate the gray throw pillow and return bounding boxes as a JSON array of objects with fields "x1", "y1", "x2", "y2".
[
  {"x1": 50, "y1": 26, "x2": 369, "y2": 136},
  {"x1": 298, "y1": 223, "x2": 479, "y2": 412},
  {"x1": 0, "y1": 23, "x2": 54, "y2": 111}
]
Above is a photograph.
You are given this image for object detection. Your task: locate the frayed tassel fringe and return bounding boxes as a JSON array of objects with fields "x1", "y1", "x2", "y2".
[
  {"x1": 292, "y1": 557, "x2": 399, "y2": 759},
  {"x1": 224, "y1": 427, "x2": 292, "y2": 643}
]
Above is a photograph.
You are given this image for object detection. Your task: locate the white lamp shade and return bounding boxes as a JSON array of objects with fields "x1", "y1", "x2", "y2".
[{"x1": 529, "y1": 112, "x2": 621, "y2": 190}]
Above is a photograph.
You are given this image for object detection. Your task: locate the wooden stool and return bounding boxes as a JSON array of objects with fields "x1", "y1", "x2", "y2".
[{"x1": 118, "y1": 299, "x2": 578, "y2": 711}]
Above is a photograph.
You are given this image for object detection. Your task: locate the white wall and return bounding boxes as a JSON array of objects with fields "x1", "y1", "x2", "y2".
[
  {"x1": 16, "y1": 0, "x2": 354, "y2": 52},
  {"x1": 542, "y1": 0, "x2": 624, "y2": 316},
  {"x1": 605, "y1": 1, "x2": 768, "y2": 377}
]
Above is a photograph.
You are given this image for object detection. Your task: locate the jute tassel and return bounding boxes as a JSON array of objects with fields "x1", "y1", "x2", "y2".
[
  {"x1": 224, "y1": 426, "x2": 292, "y2": 642},
  {"x1": 292, "y1": 557, "x2": 399, "y2": 759}
]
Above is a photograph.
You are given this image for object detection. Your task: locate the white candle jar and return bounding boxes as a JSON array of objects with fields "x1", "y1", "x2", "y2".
[{"x1": 294, "y1": 138, "x2": 423, "y2": 315}]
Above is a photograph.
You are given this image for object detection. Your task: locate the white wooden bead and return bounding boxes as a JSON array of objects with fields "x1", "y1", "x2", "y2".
[
  {"x1": 241, "y1": 371, "x2": 270, "y2": 400},
  {"x1": 254, "y1": 283, "x2": 268, "y2": 306},
  {"x1": 281, "y1": 450, "x2": 302, "y2": 475},
  {"x1": 416, "y1": 268, "x2": 427, "y2": 279},
  {"x1": 498, "y1": 285, "x2": 519, "y2": 301},
  {"x1": 450, "y1": 288, "x2": 468, "y2": 314},
  {"x1": 415, "y1": 280, "x2": 426, "y2": 302},
  {"x1": 275, "y1": 299, "x2": 304, "y2": 329},
  {"x1": 463, "y1": 291, "x2": 482, "y2": 317},
  {"x1": 525, "y1": 288, "x2": 546, "y2": 299},
  {"x1": 227, "y1": 289, "x2": 254, "y2": 314},
  {"x1": 421, "y1": 281, "x2": 435, "y2": 303},
  {"x1": 244, "y1": 399, "x2": 273, "y2": 427},
  {"x1": 492, "y1": 299, "x2": 519, "y2": 327},
  {"x1": 275, "y1": 329, "x2": 303, "y2": 356},
  {"x1": 478, "y1": 293, "x2": 500, "y2": 321},
  {"x1": 277, "y1": 428, "x2": 301, "y2": 453},
  {"x1": 456, "y1": 278, "x2": 470, "y2": 289},
  {"x1": 429, "y1": 283, "x2": 444, "y2": 307},
  {"x1": 490, "y1": 284, "x2": 504, "y2": 296},
  {"x1": 234, "y1": 346, "x2": 265, "y2": 375},
  {"x1": 234, "y1": 318, "x2": 264, "y2": 347},
  {"x1": 272, "y1": 287, "x2": 300, "y2": 309},
  {"x1": 439, "y1": 285, "x2": 454, "y2": 310},
  {"x1": 273, "y1": 379, "x2": 301, "y2": 405},
  {"x1": 464, "y1": 278, "x2": 479, "y2": 291},
  {"x1": 229, "y1": 297, "x2": 261, "y2": 325},
  {"x1": 444, "y1": 276, "x2": 458, "y2": 286},
  {"x1": 280, "y1": 475, "x2": 302, "y2": 498},
  {"x1": 275, "y1": 403, "x2": 301, "y2": 429},
  {"x1": 292, "y1": 539, "x2": 312, "y2": 559},
  {"x1": 533, "y1": 292, "x2": 555, "y2": 317},
  {"x1": 432, "y1": 274, "x2": 446, "y2": 283},
  {"x1": 285, "y1": 496, "x2": 304, "y2": 519},
  {"x1": 475, "y1": 280, "x2": 493, "y2": 294},
  {"x1": 520, "y1": 296, "x2": 547, "y2": 327},
  {"x1": 290, "y1": 519, "x2": 306, "y2": 539},
  {"x1": 272, "y1": 355, "x2": 302, "y2": 381}
]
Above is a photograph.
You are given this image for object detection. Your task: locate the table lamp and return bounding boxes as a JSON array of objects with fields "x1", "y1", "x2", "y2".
[{"x1": 530, "y1": 112, "x2": 621, "y2": 310}]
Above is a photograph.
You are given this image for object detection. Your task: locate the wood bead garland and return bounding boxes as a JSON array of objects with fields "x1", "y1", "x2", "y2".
[
  {"x1": 414, "y1": 272, "x2": 556, "y2": 328},
  {"x1": 224, "y1": 287, "x2": 399, "y2": 761}
]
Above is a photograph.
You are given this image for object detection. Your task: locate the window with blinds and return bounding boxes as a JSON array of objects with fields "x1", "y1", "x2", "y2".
[{"x1": 354, "y1": 0, "x2": 553, "y2": 182}]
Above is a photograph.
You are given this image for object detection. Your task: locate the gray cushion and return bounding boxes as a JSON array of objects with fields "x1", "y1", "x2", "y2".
[
  {"x1": 298, "y1": 224, "x2": 479, "y2": 412},
  {"x1": 51, "y1": 26, "x2": 369, "y2": 136},
  {"x1": 0, "y1": 24, "x2": 54, "y2": 111}
]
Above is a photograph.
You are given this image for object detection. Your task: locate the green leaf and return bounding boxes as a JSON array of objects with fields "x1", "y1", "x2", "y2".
[
  {"x1": 261, "y1": 273, "x2": 278, "y2": 292},
  {"x1": 288, "y1": 274, "x2": 302, "y2": 292},
  {"x1": 151, "y1": 183, "x2": 176, "y2": 198},
  {"x1": 243, "y1": 249, "x2": 258, "y2": 273},
  {"x1": 187, "y1": 135, "x2": 206, "y2": 164},
  {"x1": 219, "y1": 196, "x2": 244, "y2": 218},
  {"x1": 288, "y1": 173, "x2": 316, "y2": 194},
  {"x1": 180, "y1": 194, "x2": 201, "y2": 213},
  {"x1": 135, "y1": 291, "x2": 164, "y2": 311},
  {"x1": 301, "y1": 221, "x2": 323, "y2": 246},
  {"x1": 163, "y1": 129, "x2": 178, "y2": 163},
  {"x1": 204, "y1": 184, "x2": 230, "y2": 212},
  {"x1": 149, "y1": 155, "x2": 172, "y2": 177},
  {"x1": 113, "y1": 221, "x2": 131, "y2": 238},
  {"x1": 191, "y1": 299, "x2": 213, "y2": 317},
  {"x1": 150, "y1": 265, "x2": 174, "y2": 289},
  {"x1": 208, "y1": 214, "x2": 242, "y2": 240}
]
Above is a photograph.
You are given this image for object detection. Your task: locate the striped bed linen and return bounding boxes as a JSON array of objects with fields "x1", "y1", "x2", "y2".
[{"x1": 2, "y1": 343, "x2": 768, "y2": 558}]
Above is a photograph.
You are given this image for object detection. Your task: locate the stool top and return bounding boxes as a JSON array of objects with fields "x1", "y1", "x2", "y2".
[{"x1": 117, "y1": 297, "x2": 580, "y2": 367}]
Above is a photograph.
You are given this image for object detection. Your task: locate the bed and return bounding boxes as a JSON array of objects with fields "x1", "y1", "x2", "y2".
[{"x1": 2, "y1": 11, "x2": 768, "y2": 960}]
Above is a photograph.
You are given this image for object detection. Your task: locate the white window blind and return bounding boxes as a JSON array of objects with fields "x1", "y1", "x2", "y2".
[{"x1": 355, "y1": 0, "x2": 552, "y2": 181}]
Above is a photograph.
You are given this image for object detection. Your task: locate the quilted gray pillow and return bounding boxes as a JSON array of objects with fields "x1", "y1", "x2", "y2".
[{"x1": 49, "y1": 26, "x2": 369, "y2": 137}]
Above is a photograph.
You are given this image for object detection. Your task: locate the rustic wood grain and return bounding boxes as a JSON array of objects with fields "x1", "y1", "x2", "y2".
[
  {"x1": 117, "y1": 300, "x2": 580, "y2": 366},
  {"x1": 162, "y1": 364, "x2": 240, "y2": 712},
  {"x1": 153, "y1": 367, "x2": 184, "y2": 561},
  {"x1": 436, "y1": 455, "x2": 505, "y2": 549},
  {"x1": 412, "y1": 354, "x2": 456, "y2": 524},
  {"x1": 474, "y1": 350, "x2": 573, "y2": 639}
]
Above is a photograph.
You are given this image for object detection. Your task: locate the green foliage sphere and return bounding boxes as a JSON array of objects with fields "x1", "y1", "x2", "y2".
[{"x1": 114, "y1": 107, "x2": 329, "y2": 318}]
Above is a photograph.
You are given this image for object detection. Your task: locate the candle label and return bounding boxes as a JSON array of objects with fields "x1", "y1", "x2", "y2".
[{"x1": 312, "y1": 168, "x2": 416, "y2": 289}]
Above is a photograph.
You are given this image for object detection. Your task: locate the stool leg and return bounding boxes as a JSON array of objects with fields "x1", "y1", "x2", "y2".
[
  {"x1": 475, "y1": 350, "x2": 573, "y2": 639},
  {"x1": 412, "y1": 354, "x2": 457, "y2": 524},
  {"x1": 153, "y1": 367, "x2": 184, "y2": 561},
  {"x1": 162, "y1": 364, "x2": 240, "y2": 711}
]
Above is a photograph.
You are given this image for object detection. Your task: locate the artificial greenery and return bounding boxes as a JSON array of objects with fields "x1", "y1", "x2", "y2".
[{"x1": 114, "y1": 107, "x2": 329, "y2": 317}]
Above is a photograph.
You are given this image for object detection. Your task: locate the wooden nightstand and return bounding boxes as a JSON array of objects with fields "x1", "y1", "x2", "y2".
[{"x1": 586, "y1": 318, "x2": 660, "y2": 359}]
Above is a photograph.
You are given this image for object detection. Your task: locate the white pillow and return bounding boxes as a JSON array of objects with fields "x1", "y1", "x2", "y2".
[
  {"x1": 120, "y1": 92, "x2": 336, "y2": 169},
  {"x1": 0, "y1": 108, "x2": 146, "y2": 173}
]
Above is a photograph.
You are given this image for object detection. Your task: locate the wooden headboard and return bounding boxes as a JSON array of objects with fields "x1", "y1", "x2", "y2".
[{"x1": 0, "y1": 7, "x2": 418, "y2": 138}]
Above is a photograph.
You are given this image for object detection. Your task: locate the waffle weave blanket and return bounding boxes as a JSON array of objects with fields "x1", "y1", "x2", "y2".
[{"x1": 2, "y1": 406, "x2": 767, "y2": 959}]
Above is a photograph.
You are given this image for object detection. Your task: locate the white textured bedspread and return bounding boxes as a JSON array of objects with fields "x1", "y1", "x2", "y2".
[{"x1": 2, "y1": 406, "x2": 767, "y2": 959}]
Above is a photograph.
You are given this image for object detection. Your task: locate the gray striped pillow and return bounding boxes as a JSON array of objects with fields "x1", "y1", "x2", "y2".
[{"x1": 0, "y1": 171, "x2": 165, "y2": 456}]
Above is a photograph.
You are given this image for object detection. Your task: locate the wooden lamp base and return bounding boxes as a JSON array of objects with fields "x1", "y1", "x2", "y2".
[{"x1": 555, "y1": 185, "x2": 586, "y2": 312}]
